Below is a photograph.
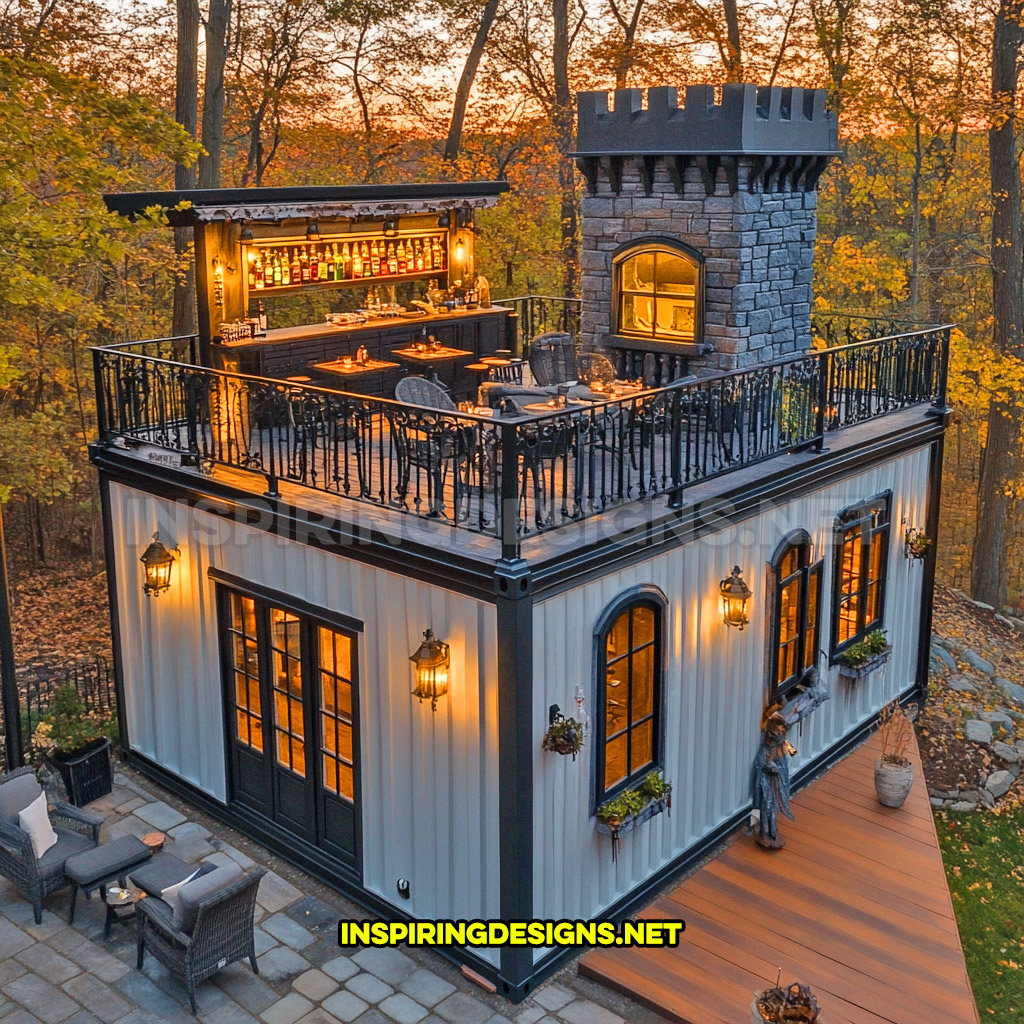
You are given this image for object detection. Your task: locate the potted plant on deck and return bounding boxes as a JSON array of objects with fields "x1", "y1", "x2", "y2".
[
  {"x1": 837, "y1": 629, "x2": 891, "y2": 683},
  {"x1": 752, "y1": 980, "x2": 821, "y2": 1022},
  {"x1": 873, "y1": 700, "x2": 914, "y2": 808},
  {"x1": 32, "y1": 686, "x2": 116, "y2": 807}
]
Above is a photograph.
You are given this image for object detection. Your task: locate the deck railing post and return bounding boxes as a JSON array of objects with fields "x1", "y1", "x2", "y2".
[
  {"x1": 93, "y1": 349, "x2": 110, "y2": 443},
  {"x1": 814, "y1": 348, "x2": 829, "y2": 451},
  {"x1": 499, "y1": 420, "x2": 520, "y2": 560},
  {"x1": 667, "y1": 388, "x2": 684, "y2": 509}
]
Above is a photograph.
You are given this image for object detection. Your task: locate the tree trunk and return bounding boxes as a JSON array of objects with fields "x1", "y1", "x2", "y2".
[
  {"x1": 173, "y1": 0, "x2": 199, "y2": 340},
  {"x1": 609, "y1": 0, "x2": 646, "y2": 89},
  {"x1": 198, "y1": 0, "x2": 232, "y2": 189},
  {"x1": 972, "y1": 0, "x2": 1024, "y2": 607},
  {"x1": 722, "y1": 0, "x2": 742, "y2": 81},
  {"x1": 552, "y1": 0, "x2": 577, "y2": 298},
  {"x1": 444, "y1": 0, "x2": 500, "y2": 162}
]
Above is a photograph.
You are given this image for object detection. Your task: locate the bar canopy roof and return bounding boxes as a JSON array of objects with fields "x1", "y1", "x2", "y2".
[{"x1": 103, "y1": 181, "x2": 510, "y2": 226}]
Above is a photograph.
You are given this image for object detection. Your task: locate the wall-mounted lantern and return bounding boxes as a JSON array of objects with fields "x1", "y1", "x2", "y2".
[
  {"x1": 436, "y1": 211, "x2": 451, "y2": 229},
  {"x1": 410, "y1": 629, "x2": 450, "y2": 711},
  {"x1": 720, "y1": 566, "x2": 752, "y2": 629},
  {"x1": 454, "y1": 236, "x2": 467, "y2": 267},
  {"x1": 140, "y1": 533, "x2": 179, "y2": 597},
  {"x1": 212, "y1": 257, "x2": 225, "y2": 307},
  {"x1": 239, "y1": 226, "x2": 254, "y2": 242}
]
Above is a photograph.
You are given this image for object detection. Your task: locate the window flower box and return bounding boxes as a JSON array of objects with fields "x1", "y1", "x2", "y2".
[
  {"x1": 838, "y1": 645, "x2": 892, "y2": 683},
  {"x1": 595, "y1": 793, "x2": 670, "y2": 839},
  {"x1": 595, "y1": 771, "x2": 671, "y2": 861}
]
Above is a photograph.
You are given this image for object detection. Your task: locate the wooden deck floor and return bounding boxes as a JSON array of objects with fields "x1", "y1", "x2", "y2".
[{"x1": 581, "y1": 733, "x2": 979, "y2": 1024}]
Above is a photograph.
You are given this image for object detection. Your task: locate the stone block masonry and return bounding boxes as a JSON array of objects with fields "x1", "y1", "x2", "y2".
[{"x1": 573, "y1": 84, "x2": 837, "y2": 372}]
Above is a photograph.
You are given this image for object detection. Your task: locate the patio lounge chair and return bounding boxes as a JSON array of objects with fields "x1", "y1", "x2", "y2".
[
  {"x1": 0, "y1": 766, "x2": 101, "y2": 924},
  {"x1": 136, "y1": 863, "x2": 266, "y2": 1014}
]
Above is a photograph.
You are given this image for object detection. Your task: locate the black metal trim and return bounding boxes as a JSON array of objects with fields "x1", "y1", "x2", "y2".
[
  {"x1": 104, "y1": 181, "x2": 510, "y2": 223},
  {"x1": 527, "y1": 417, "x2": 945, "y2": 599},
  {"x1": 766, "y1": 533, "x2": 822, "y2": 704},
  {"x1": 98, "y1": 476, "x2": 131, "y2": 758},
  {"x1": 915, "y1": 437, "x2": 945, "y2": 703},
  {"x1": 494, "y1": 559, "x2": 535, "y2": 999},
  {"x1": 91, "y1": 446, "x2": 498, "y2": 602},
  {"x1": 207, "y1": 568, "x2": 365, "y2": 634}
]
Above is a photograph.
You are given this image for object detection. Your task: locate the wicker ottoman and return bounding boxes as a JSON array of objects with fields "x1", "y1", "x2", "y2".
[{"x1": 64, "y1": 834, "x2": 153, "y2": 925}]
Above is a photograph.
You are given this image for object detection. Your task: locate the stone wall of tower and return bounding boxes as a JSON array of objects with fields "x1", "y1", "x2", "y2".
[{"x1": 580, "y1": 158, "x2": 818, "y2": 371}]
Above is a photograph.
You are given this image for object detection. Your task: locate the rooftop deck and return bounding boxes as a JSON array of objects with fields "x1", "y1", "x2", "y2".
[
  {"x1": 581, "y1": 731, "x2": 978, "y2": 1024},
  {"x1": 91, "y1": 318, "x2": 950, "y2": 561}
]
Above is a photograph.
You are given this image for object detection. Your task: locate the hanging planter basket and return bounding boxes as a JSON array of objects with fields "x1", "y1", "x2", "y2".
[{"x1": 541, "y1": 716, "x2": 584, "y2": 760}]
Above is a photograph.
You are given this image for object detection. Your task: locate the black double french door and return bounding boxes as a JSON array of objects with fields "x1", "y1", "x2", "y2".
[{"x1": 219, "y1": 586, "x2": 360, "y2": 873}]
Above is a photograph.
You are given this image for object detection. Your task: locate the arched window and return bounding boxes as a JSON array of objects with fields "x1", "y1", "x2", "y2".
[
  {"x1": 612, "y1": 238, "x2": 704, "y2": 344},
  {"x1": 594, "y1": 589, "x2": 665, "y2": 803},
  {"x1": 769, "y1": 533, "x2": 823, "y2": 702}
]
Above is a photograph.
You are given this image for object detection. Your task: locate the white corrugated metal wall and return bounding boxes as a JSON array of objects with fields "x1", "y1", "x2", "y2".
[
  {"x1": 532, "y1": 446, "x2": 932, "y2": 935},
  {"x1": 107, "y1": 484, "x2": 501, "y2": 956}
]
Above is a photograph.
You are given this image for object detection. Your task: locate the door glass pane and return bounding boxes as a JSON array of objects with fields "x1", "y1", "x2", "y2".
[
  {"x1": 270, "y1": 608, "x2": 305, "y2": 777},
  {"x1": 319, "y1": 626, "x2": 355, "y2": 803},
  {"x1": 229, "y1": 595, "x2": 262, "y2": 752}
]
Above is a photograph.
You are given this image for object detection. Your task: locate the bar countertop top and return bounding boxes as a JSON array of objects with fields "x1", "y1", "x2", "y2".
[{"x1": 216, "y1": 304, "x2": 511, "y2": 349}]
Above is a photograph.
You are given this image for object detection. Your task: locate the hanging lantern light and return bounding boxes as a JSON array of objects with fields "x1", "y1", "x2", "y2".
[
  {"x1": 410, "y1": 629, "x2": 450, "y2": 711},
  {"x1": 140, "y1": 533, "x2": 179, "y2": 597},
  {"x1": 720, "y1": 566, "x2": 752, "y2": 629}
]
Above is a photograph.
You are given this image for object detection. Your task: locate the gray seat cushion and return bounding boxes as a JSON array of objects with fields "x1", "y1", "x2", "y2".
[
  {"x1": 130, "y1": 855, "x2": 216, "y2": 898},
  {"x1": 36, "y1": 830, "x2": 95, "y2": 879},
  {"x1": 174, "y1": 862, "x2": 243, "y2": 934},
  {"x1": 0, "y1": 774, "x2": 42, "y2": 825},
  {"x1": 64, "y1": 834, "x2": 152, "y2": 889}
]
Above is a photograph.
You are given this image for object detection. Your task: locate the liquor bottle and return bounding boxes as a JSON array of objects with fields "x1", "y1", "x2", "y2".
[
  {"x1": 370, "y1": 240, "x2": 381, "y2": 276},
  {"x1": 257, "y1": 300, "x2": 268, "y2": 335},
  {"x1": 414, "y1": 239, "x2": 424, "y2": 273},
  {"x1": 352, "y1": 242, "x2": 362, "y2": 277},
  {"x1": 333, "y1": 244, "x2": 343, "y2": 282},
  {"x1": 300, "y1": 246, "x2": 310, "y2": 283},
  {"x1": 290, "y1": 248, "x2": 300, "y2": 285},
  {"x1": 318, "y1": 246, "x2": 329, "y2": 281},
  {"x1": 396, "y1": 240, "x2": 406, "y2": 274},
  {"x1": 437, "y1": 238, "x2": 446, "y2": 270},
  {"x1": 272, "y1": 253, "x2": 282, "y2": 286},
  {"x1": 281, "y1": 254, "x2": 291, "y2": 287},
  {"x1": 387, "y1": 243, "x2": 398, "y2": 276},
  {"x1": 247, "y1": 252, "x2": 256, "y2": 288},
  {"x1": 255, "y1": 254, "x2": 265, "y2": 289},
  {"x1": 344, "y1": 242, "x2": 355, "y2": 279},
  {"x1": 361, "y1": 241, "x2": 371, "y2": 277},
  {"x1": 309, "y1": 245, "x2": 319, "y2": 282}
]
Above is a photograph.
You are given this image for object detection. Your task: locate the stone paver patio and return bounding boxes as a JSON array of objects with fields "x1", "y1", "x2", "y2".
[{"x1": 0, "y1": 767, "x2": 665, "y2": 1024}]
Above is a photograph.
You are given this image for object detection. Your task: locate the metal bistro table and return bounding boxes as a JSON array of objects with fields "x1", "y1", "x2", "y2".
[
  {"x1": 391, "y1": 344, "x2": 474, "y2": 390},
  {"x1": 311, "y1": 356, "x2": 401, "y2": 394}
]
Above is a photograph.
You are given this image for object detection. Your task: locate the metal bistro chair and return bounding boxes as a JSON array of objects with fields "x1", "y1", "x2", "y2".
[
  {"x1": 393, "y1": 376, "x2": 475, "y2": 519},
  {"x1": 528, "y1": 332, "x2": 576, "y2": 386},
  {"x1": 0, "y1": 766, "x2": 101, "y2": 924}
]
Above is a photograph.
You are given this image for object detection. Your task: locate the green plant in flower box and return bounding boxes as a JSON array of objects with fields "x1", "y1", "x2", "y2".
[
  {"x1": 596, "y1": 787, "x2": 647, "y2": 827},
  {"x1": 840, "y1": 629, "x2": 889, "y2": 667},
  {"x1": 638, "y1": 769, "x2": 671, "y2": 801}
]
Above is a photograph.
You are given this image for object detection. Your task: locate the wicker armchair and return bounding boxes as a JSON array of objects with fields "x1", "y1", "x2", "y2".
[
  {"x1": 136, "y1": 866, "x2": 266, "y2": 1015},
  {"x1": 0, "y1": 766, "x2": 101, "y2": 924},
  {"x1": 528, "y1": 332, "x2": 576, "y2": 386}
]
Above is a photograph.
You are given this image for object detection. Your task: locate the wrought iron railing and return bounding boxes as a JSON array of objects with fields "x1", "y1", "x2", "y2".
[
  {"x1": 0, "y1": 657, "x2": 118, "y2": 770},
  {"x1": 92, "y1": 324, "x2": 950, "y2": 559},
  {"x1": 494, "y1": 295, "x2": 582, "y2": 352}
]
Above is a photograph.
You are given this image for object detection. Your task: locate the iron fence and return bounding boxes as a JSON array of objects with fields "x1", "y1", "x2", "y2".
[
  {"x1": 0, "y1": 657, "x2": 117, "y2": 771},
  {"x1": 495, "y1": 295, "x2": 582, "y2": 352},
  {"x1": 92, "y1": 324, "x2": 950, "y2": 560}
]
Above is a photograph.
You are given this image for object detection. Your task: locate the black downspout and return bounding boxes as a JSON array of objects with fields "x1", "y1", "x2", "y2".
[
  {"x1": 915, "y1": 431, "x2": 947, "y2": 705},
  {"x1": 0, "y1": 505, "x2": 24, "y2": 769},
  {"x1": 493, "y1": 556, "x2": 534, "y2": 1001}
]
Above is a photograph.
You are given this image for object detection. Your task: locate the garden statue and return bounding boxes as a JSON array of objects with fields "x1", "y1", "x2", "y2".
[{"x1": 753, "y1": 704, "x2": 797, "y2": 849}]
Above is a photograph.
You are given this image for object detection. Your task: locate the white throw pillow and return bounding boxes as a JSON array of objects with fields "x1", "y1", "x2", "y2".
[
  {"x1": 160, "y1": 869, "x2": 200, "y2": 921},
  {"x1": 18, "y1": 792, "x2": 58, "y2": 859}
]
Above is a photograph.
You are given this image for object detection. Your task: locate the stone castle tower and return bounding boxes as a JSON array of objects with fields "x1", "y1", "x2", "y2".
[{"x1": 574, "y1": 84, "x2": 839, "y2": 373}]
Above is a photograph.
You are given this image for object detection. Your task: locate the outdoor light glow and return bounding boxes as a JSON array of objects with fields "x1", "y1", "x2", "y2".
[
  {"x1": 140, "y1": 533, "x2": 179, "y2": 597},
  {"x1": 720, "y1": 566, "x2": 752, "y2": 629},
  {"x1": 410, "y1": 629, "x2": 450, "y2": 711}
]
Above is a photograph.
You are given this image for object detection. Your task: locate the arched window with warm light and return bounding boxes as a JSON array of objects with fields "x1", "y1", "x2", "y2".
[
  {"x1": 593, "y1": 588, "x2": 666, "y2": 805},
  {"x1": 612, "y1": 237, "x2": 704, "y2": 344},
  {"x1": 768, "y1": 532, "x2": 823, "y2": 703}
]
